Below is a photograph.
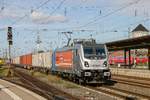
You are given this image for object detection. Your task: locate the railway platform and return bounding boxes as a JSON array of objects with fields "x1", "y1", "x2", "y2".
[
  {"x1": 110, "y1": 67, "x2": 150, "y2": 79},
  {"x1": 0, "y1": 79, "x2": 46, "y2": 100}
]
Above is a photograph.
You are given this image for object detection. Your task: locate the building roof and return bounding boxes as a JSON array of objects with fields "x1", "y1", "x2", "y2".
[
  {"x1": 106, "y1": 35, "x2": 150, "y2": 51},
  {"x1": 132, "y1": 24, "x2": 149, "y2": 32}
]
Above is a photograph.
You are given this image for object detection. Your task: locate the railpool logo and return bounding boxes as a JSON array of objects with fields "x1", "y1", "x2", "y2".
[{"x1": 60, "y1": 56, "x2": 64, "y2": 62}]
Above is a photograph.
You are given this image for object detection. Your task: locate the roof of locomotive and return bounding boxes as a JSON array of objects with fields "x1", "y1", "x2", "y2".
[{"x1": 54, "y1": 38, "x2": 106, "y2": 52}]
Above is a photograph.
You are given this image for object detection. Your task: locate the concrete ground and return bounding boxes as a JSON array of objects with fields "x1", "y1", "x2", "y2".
[
  {"x1": 0, "y1": 79, "x2": 46, "y2": 100},
  {"x1": 110, "y1": 67, "x2": 150, "y2": 78}
]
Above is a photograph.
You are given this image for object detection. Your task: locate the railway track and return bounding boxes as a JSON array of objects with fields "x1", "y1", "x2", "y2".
[
  {"x1": 112, "y1": 74, "x2": 150, "y2": 89},
  {"x1": 83, "y1": 74, "x2": 150, "y2": 100},
  {"x1": 86, "y1": 85, "x2": 150, "y2": 100},
  {"x1": 7, "y1": 66, "x2": 150, "y2": 100},
  {"x1": 87, "y1": 86, "x2": 128, "y2": 99},
  {"x1": 10, "y1": 67, "x2": 80, "y2": 100},
  {"x1": 112, "y1": 74, "x2": 150, "y2": 81},
  {"x1": 102, "y1": 86, "x2": 150, "y2": 99}
]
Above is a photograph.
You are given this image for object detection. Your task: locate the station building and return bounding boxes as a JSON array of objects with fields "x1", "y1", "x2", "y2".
[{"x1": 109, "y1": 24, "x2": 149, "y2": 68}]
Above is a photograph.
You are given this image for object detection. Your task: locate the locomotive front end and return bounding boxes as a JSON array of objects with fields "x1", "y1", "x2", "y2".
[{"x1": 80, "y1": 44, "x2": 111, "y2": 83}]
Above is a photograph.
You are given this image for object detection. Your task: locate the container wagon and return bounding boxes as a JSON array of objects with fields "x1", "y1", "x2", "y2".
[
  {"x1": 12, "y1": 57, "x2": 20, "y2": 66},
  {"x1": 51, "y1": 39, "x2": 111, "y2": 84},
  {"x1": 32, "y1": 51, "x2": 52, "y2": 73},
  {"x1": 20, "y1": 53, "x2": 32, "y2": 69}
]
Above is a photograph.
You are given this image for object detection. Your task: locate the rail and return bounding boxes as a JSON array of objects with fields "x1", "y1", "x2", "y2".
[{"x1": 11, "y1": 67, "x2": 80, "y2": 100}]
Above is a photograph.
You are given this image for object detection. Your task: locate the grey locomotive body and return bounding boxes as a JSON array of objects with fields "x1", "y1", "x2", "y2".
[{"x1": 52, "y1": 39, "x2": 111, "y2": 84}]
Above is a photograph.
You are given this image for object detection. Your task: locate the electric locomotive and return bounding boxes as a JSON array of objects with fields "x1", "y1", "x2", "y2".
[{"x1": 51, "y1": 38, "x2": 111, "y2": 84}]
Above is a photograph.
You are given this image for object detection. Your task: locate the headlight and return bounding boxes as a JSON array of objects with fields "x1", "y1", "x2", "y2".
[
  {"x1": 103, "y1": 61, "x2": 107, "y2": 67},
  {"x1": 84, "y1": 61, "x2": 89, "y2": 67}
]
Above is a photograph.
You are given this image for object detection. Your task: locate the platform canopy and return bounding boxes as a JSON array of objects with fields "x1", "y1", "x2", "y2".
[{"x1": 106, "y1": 35, "x2": 150, "y2": 51}]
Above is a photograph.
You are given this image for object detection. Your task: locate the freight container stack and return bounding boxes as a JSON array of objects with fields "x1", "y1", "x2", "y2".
[
  {"x1": 32, "y1": 51, "x2": 52, "y2": 72},
  {"x1": 12, "y1": 57, "x2": 20, "y2": 65},
  {"x1": 20, "y1": 54, "x2": 32, "y2": 69},
  {"x1": 12, "y1": 51, "x2": 52, "y2": 72}
]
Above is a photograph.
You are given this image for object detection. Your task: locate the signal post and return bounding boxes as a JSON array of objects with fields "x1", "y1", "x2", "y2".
[
  {"x1": 7, "y1": 27, "x2": 13, "y2": 76},
  {"x1": 7, "y1": 27, "x2": 13, "y2": 64}
]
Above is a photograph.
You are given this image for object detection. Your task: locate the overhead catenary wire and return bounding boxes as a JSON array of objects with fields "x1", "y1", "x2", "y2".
[
  {"x1": 50, "y1": 0, "x2": 66, "y2": 15},
  {"x1": 56, "y1": 0, "x2": 141, "y2": 30},
  {"x1": 93, "y1": 17, "x2": 150, "y2": 36},
  {"x1": 10, "y1": 0, "x2": 52, "y2": 26},
  {"x1": 10, "y1": 0, "x2": 66, "y2": 27},
  {"x1": 113, "y1": 17, "x2": 150, "y2": 32},
  {"x1": 8, "y1": 0, "x2": 141, "y2": 31},
  {"x1": 54, "y1": 0, "x2": 143, "y2": 41},
  {"x1": 93, "y1": 18, "x2": 150, "y2": 43},
  {"x1": 75, "y1": 0, "x2": 141, "y2": 29},
  {"x1": 43, "y1": 0, "x2": 66, "y2": 23},
  {"x1": 35, "y1": 0, "x2": 52, "y2": 10},
  {"x1": 23, "y1": 0, "x2": 144, "y2": 39}
]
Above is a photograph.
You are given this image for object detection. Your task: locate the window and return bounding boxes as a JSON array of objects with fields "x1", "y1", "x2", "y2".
[{"x1": 75, "y1": 49, "x2": 78, "y2": 56}]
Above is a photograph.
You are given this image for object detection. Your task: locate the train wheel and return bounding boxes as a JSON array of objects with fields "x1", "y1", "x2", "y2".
[
  {"x1": 46, "y1": 70, "x2": 49, "y2": 75},
  {"x1": 74, "y1": 77, "x2": 78, "y2": 83},
  {"x1": 78, "y1": 79, "x2": 86, "y2": 85},
  {"x1": 73, "y1": 78, "x2": 76, "y2": 83},
  {"x1": 82, "y1": 80, "x2": 86, "y2": 86}
]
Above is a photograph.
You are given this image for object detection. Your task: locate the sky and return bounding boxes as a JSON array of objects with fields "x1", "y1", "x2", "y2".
[{"x1": 0, "y1": 0, "x2": 150, "y2": 57}]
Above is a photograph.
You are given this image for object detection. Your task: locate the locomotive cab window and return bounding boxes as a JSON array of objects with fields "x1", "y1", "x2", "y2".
[
  {"x1": 83, "y1": 45, "x2": 106, "y2": 59},
  {"x1": 96, "y1": 48, "x2": 106, "y2": 58}
]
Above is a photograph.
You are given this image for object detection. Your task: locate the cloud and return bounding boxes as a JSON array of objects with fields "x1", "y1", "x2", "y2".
[
  {"x1": 31, "y1": 11, "x2": 68, "y2": 24},
  {"x1": 0, "y1": 8, "x2": 25, "y2": 19}
]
